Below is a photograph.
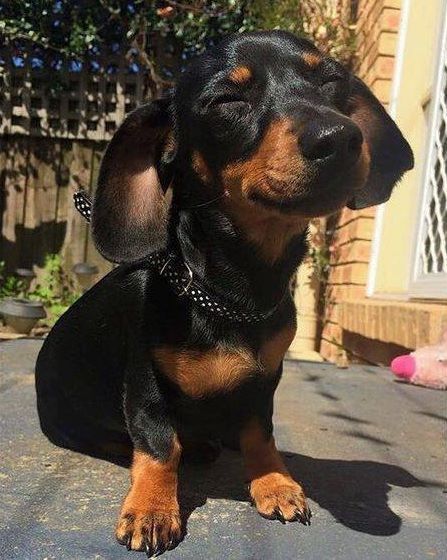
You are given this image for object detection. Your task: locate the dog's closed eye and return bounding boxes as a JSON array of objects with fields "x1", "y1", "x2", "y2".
[
  {"x1": 208, "y1": 94, "x2": 249, "y2": 108},
  {"x1": 315, "y1": 60, "x2": 351, "y2": 106}
]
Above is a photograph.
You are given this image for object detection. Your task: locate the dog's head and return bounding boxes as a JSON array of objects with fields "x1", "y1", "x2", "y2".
[{"x1": 93, "y1": 30, "x2": 413, "y2": 263}]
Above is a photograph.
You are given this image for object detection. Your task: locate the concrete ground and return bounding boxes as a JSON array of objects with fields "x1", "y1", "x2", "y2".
[{"x1": 0, "y1": 339, "x2": 446, "y2": 560}]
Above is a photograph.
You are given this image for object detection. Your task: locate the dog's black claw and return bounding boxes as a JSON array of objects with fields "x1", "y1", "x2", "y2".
[
  {"x1": 294, "y1": 508, "x2": 306, "y2": 525},
  {"x1": 299, "y1": 507, "x2": 312, "y2": 526},
  {"x1": 274, "y1": 507, "x2": 286, "y2": 524},
  {"x1": 125, "y1": 535, "x2": 132, "y2": 551},
  {"x1": 152, "y1": 544, "x2": 164, "y2": 557},
  {"x1": 145, "y1": 541, "x2": 154, "y2": 558}
]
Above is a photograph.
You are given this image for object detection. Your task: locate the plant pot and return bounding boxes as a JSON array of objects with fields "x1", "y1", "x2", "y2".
[{"x1": 0, "y1": 298, "x2": 46, "y2": 335}]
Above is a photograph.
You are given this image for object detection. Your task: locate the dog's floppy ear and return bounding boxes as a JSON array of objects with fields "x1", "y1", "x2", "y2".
[
  {"x1": 92, "y1": 99, "x2": 176, "y2": 263},
  {"x1": 346, "y1": 77, "x2": 414, "y2": 210}
]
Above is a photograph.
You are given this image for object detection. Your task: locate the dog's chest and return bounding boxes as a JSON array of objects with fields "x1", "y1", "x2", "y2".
[{"x1": 152, "y1": 323, "x2": 295, "y2": 399}]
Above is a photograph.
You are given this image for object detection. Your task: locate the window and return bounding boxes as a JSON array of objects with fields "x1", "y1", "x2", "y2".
[{"x1": 410, "y1": 10, "x2": 447, "y2": 298}]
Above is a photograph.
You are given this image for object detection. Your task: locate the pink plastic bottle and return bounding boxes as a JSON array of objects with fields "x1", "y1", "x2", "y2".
[{"x1": 390, "y1": 331, "x2": 447, "y2": 390}]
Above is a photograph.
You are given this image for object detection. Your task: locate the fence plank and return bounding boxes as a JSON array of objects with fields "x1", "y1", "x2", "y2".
[
  {"x1": 0, "y1": 136, "x2": 6, "y2": 256},
  {"x1": 61, "y1": 140, "x2": 91, "y2": 275},
  {"x1": 1, "y1": 137, "x2": 30, "y2": 273},
  {"x1": 85, "y1": 145, "x2": 113, "y2": 279},
  {"x1": 0, "y1": 136, "x2": 114, "y2": 281},
  {"x1": 23, "y1": 138, "x2": 62, "y2": 272}
]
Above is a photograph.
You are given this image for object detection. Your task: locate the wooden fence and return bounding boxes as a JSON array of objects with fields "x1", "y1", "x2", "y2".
[
  {"x1": 0, "y1": 40, "x2": 180, "y2": 279},
  {"x1": 0, "y1": 47, "x2": 147, "y2": 279},
  {"x1": 0, "y1": 135, "x2": 112, "y2": 277}
]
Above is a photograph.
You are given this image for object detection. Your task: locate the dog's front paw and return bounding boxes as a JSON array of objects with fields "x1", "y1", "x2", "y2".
[
  {"x1": 249, "y1": 473, "x2": 311, "y2": 525},
  {"x1": 116, "y1": 508, "x2": 182, "y2": 556}
]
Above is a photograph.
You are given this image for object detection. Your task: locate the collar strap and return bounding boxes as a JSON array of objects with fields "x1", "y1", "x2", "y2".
[
  {"x1": 73, "y1": 190, "x2": 280, "y2": 324},
  {"x1": 147, "y1": 250, "x2": 280, "y2": 323},
  {"x1": 74, "y1": 190, "x2": 93, "y2": 222}
]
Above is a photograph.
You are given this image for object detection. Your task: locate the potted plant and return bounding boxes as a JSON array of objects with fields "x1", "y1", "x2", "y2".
[
  {"x1": 0, "y1": 297, "x2": 46, "y2": 335},
  {"x1": 0, "y1": 263, "x2": 46, "y2": 335}
]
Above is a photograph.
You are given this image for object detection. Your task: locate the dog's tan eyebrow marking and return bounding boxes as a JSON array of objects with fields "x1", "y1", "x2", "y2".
[
  {"x1": 228, "y1": 65, "x2": 252, "y2": 84},
  {"x1": 302, "y1": 52, "x2": 322, "y2": 68},
  {"x1": 192, "y1": 150, "x2": 213, "y2": 184}
]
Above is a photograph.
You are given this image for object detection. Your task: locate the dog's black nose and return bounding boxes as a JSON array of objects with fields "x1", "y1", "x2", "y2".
[{"x1": 301, "y1": 121, "x2": 363, "y2": 167}]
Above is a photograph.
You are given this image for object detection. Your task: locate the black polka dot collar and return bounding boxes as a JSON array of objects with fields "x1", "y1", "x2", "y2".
[
  {"x1": 145, "y1": 250, "x2": 281, "y2": 323},
  {"x1": 74, "y1": 190, "x2": 281, "y2": 324}
]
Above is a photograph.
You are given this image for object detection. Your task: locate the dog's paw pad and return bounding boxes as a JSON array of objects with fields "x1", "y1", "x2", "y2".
[{"x1": 116, "y1": 510, "x2": 182, "y2": 556}]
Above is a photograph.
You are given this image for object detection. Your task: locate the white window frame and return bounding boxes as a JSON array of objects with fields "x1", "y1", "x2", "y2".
[{"x1": 409, "y1": 5, "x2": 447, "y2": 299}]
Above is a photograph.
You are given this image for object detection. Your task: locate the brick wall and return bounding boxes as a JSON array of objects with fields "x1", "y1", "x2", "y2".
[{"x1": 319, "y1": 0, "x2": 402, "y2": 361}]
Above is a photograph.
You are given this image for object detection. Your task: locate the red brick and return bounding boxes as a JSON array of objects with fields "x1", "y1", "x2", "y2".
[{"x1": 381, "y1": 7, "x2": 401, "y2": 31}]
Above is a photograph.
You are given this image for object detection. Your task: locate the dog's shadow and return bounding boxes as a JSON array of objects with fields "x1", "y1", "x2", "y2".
[{"x1": 177, "y1": 449, "x2": 425, "y2": 538}]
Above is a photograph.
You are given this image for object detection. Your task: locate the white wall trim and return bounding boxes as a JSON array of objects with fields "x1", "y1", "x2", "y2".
[{"x1": 366, "y1": 0, "x2": 411, "y2": 297}]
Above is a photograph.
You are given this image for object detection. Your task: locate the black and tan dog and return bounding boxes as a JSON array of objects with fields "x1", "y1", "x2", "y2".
[{"x1": 36, "y1": 31, "x2": 413, "y2": 556}]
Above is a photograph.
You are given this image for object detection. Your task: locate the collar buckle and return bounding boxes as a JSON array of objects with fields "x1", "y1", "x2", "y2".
[
  {"x1": 159, "y1": 253, "x2": 194, "y2": 297},
  {"x1": 177, "y1": 261, "x2": 194, "y2": 296}
]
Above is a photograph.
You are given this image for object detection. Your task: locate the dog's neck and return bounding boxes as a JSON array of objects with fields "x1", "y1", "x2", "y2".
[
  {"x1": 220, "y1": 194, "x2": 309, "y2": 265},
  {"x1": 173, "y1": 202, "x2": 308, "y2": 315}
]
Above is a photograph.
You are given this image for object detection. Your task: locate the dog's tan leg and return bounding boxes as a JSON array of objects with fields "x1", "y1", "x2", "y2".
[
  {"x1": 240, "y1": 418, "x2": 311, "y2": 524},
  {"x1": 116, "y1": 437, "x2": 182, "y2": 555}
]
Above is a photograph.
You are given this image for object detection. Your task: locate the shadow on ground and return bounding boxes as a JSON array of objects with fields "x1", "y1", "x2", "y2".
[
  {"x1": 168, "y1": 448, "x2": 424, "y2": 540},
  {"x1": 73, "y1": 441, "x2": 424, "y2": 542}
]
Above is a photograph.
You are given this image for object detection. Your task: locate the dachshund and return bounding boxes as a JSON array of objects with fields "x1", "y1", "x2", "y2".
[{"x1": 35, "y1": 30, "x2": 413, "y2": 557}]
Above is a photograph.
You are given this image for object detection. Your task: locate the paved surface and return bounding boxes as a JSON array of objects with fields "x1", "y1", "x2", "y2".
[{"x1": 0, "y1": 339, "x2": 446, "y2": 560}]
